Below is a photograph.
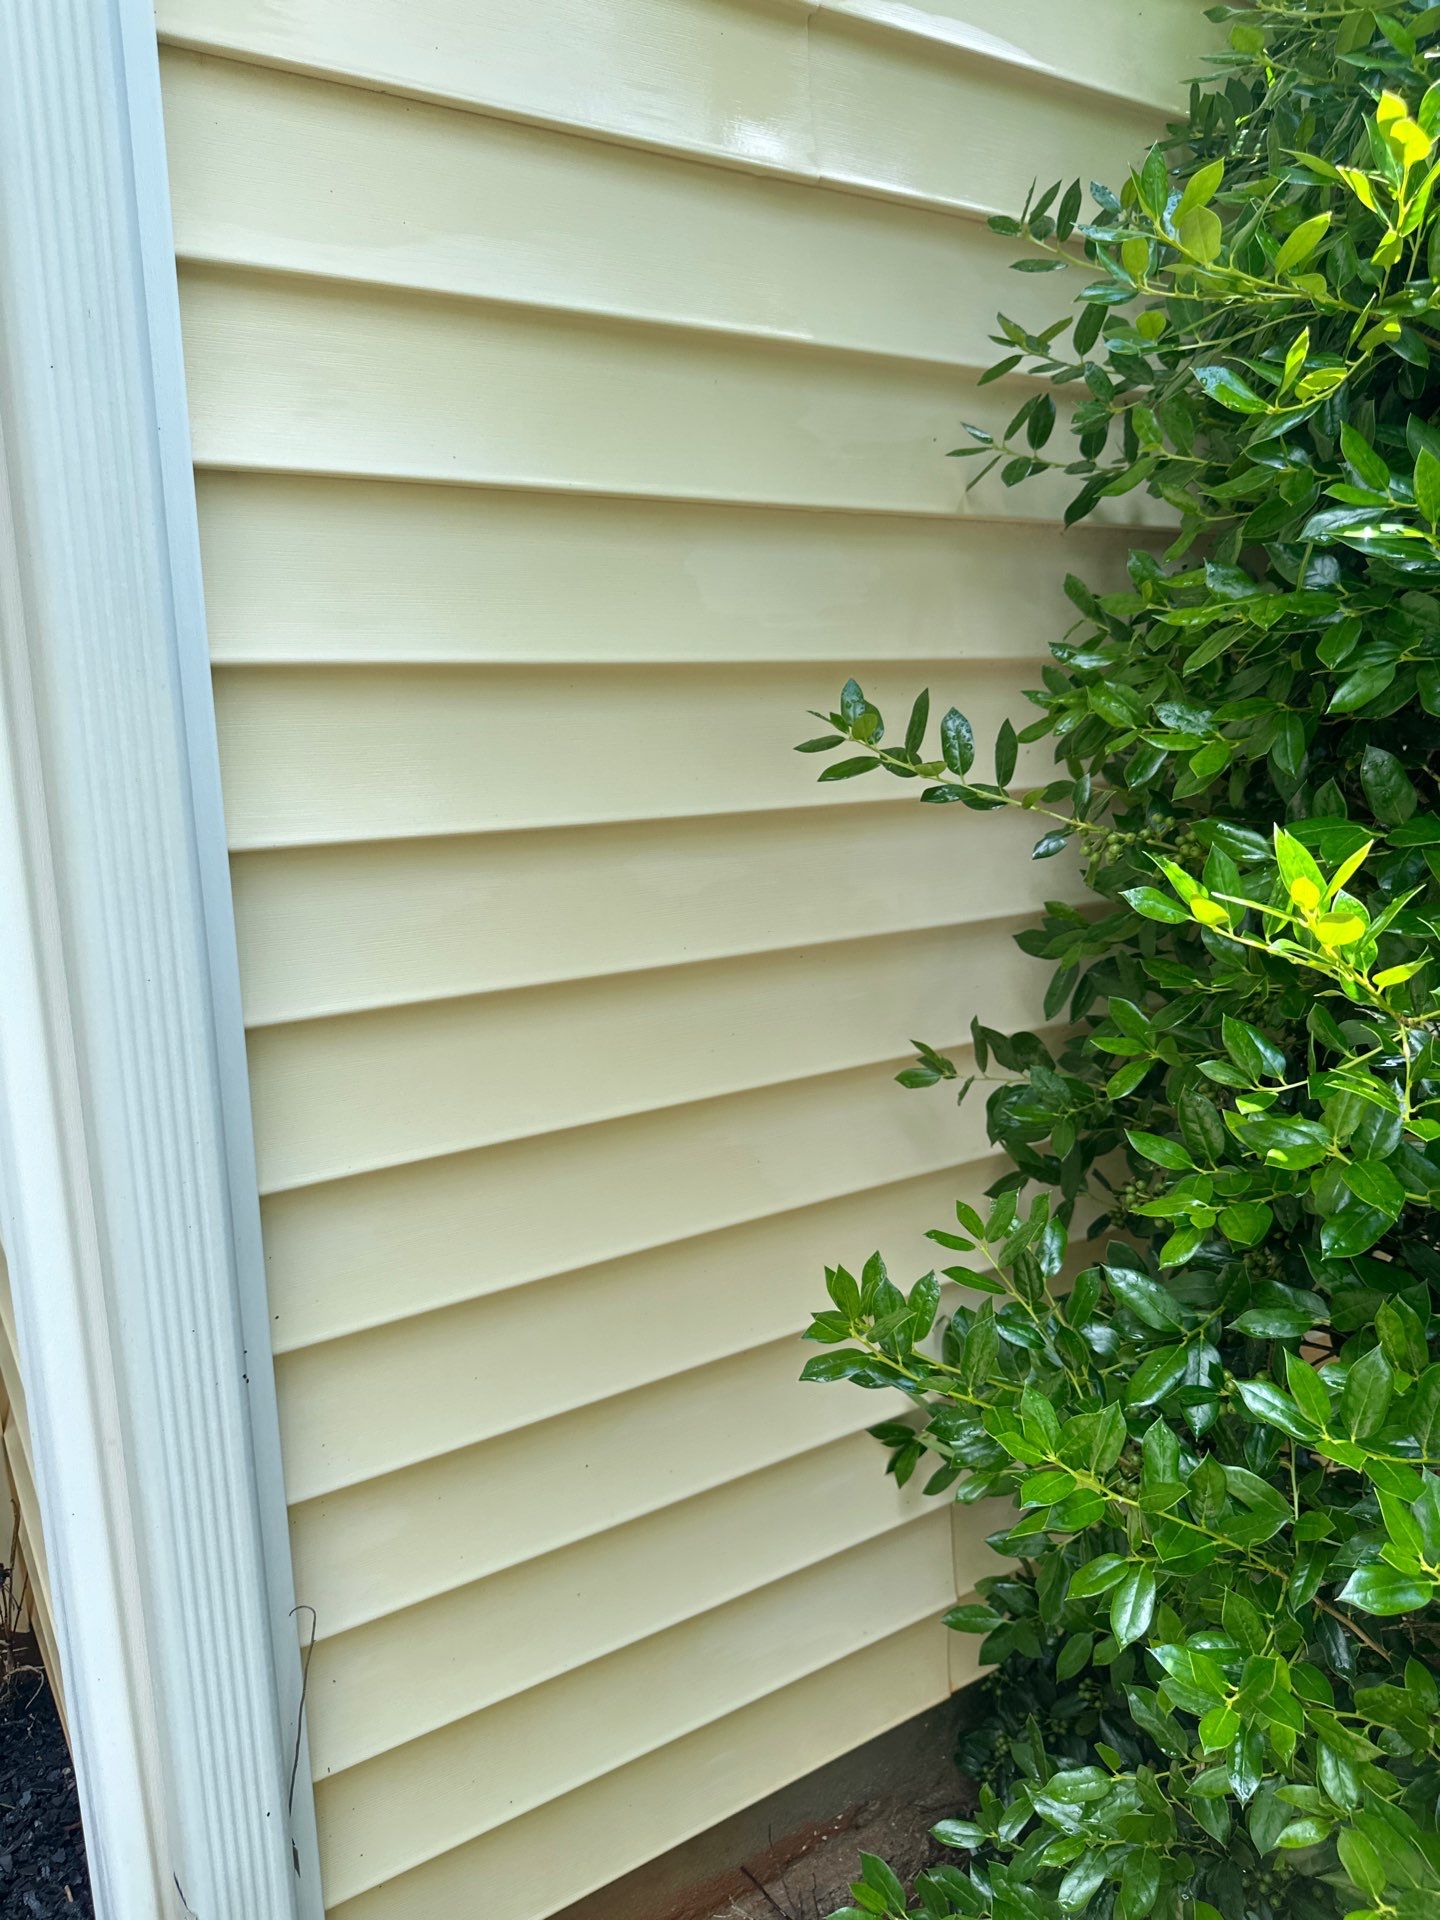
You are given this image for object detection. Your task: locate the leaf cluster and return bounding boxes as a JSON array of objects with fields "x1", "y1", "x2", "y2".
[{"x1": 796, "y1": 8, "x2": 1440, "y2": 1918}]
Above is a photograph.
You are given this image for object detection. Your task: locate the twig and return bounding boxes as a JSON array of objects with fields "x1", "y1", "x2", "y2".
[{"x1": 740, "y1": 1864, "x2": 797, "y2": 1920}]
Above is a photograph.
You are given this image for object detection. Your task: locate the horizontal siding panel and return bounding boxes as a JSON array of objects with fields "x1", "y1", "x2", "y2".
[
  {"x1": 233, "y1": 803, "x2": 1079, "y2": 1025},
  {"x1": 826, "y1": 1, "x2": 1209, "y2": 110},
  {"x1": 1, "y1": 1391, "x2": 52, "y2": 1638},
  {"x1": 159, "y1": 0, "x2": 816, "y2": 179},
  {"x1": 163, "y1": 50, "x2": 1090, "y2": 370},
  {"x1": 805, "y1": 6, "x2": 1167, "y2": 211},
  {"x1": 0, "y1": 1248, "x2": 59, "y2": 1692},
  {"x1": 180, "y1": 266, "x2": 1169, "y2": 525},
  {"x1": 278, "y1": 1167, "x2": 982, "y2": 1499},
  {"x1": 0, "y1": 1256, "x2": 53, "y2": 1656},
  {"x1": 0, "y1": 1325, "x2": 29, "y2": 1480},
  {"x1": 3, "y1": 1429, "x2": 49, "y2": 1609},
  {"x1": 318, "y1": 1516, "x2": 957, "y2": 1902},
  {"x1": 329, "y1": 1617, "x2": 968, "y2": 1920},
  {"x1": 212, "y1": 661, "x2": 1047, "y2": 850},
  {"x1": 307, "y1": 1430, "x2": 947, "y2": 1777},
  {"x1": 260, "y1": 1060, "x2": 1007, "y2": 1350},
  {"x1": 198, "y1": 472, "x2": 1132, "y2": 669},
  {"x1": 289, "y1": 1337, "x2": 912, "y2": 1639},
  {"x1": 247, "y1": 920, "x2": 1041, "y2": 1191},
  {"x1": 0, "y1": 1260, "x2": 23, "y2": 1425},
  {"x1": 0, "y1": 1389, "x2": 10, "y2": 1587},
  {"x1": 158, "y1": 0, "x2": 1173, "y2": 209}
]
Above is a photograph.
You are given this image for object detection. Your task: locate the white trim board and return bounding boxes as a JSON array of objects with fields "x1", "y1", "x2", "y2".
[{"x1": 0, "y1": 5, "x2": 321, "y2": 1917}]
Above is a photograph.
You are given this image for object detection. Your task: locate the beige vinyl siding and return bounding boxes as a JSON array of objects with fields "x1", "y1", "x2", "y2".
[
  {"x1": 0, "y1": 1247, "x2": 63, "y2": 1721},
  {"x1": 156, "y1": 5, "x2": 1205, "y2": 1914}
]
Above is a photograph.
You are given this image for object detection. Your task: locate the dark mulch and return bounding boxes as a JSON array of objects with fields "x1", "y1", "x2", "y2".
[{"x1": 0, "y1": 1664, "x2": 92, "y2": 1918}]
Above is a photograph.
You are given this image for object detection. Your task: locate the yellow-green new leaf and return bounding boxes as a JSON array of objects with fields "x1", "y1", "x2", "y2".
[
  {"x1": 1280, "y1": 327, "x2": 1310, "y2": 396},
  {"x1": 1375, "y1": 959, "x2": 1426, "y2": 988},
  {"x1": 1176, "y1": 158, "x2": 1224, "y2": 220},
  {"x1": 1327, "y1": 840, "x2": 1374, "y2": 900},
  {"x1": 1338, "y1": 166, "x2": 1381, "y2": 214},
  {"x1": 1314, "y1": 911, "x2": 1366, "y2": 947},
  {"x1": 1274, "y1": 212, "x2": 1331, "y2": 275},
  {"x1": 1388, "y1": 116, "x2": 1434, "y2": 170},
  {"x1": 1177, "y1": 206, "x2": 1223, "y2": 264}
]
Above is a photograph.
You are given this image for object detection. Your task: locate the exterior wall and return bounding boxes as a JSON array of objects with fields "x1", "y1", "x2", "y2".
[
  {"x1": 155, "y1": 5, "x2": 1205, "y2": 1915},
  {"x1": 0, "y1": 1246, "x2": 63, "y2": 1722}
]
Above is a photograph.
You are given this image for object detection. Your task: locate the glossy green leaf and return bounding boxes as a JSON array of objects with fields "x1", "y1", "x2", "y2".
[
  {"x1": 1337, "y1": 1566, "x2": 1434, "y2": 1616},
  {"x1": 791, "y1": 50, "x2": 1440, "y2": 1920},
  {"x1": 1111, "y1": 1565, "x2": 1157, "y2": 1648}
]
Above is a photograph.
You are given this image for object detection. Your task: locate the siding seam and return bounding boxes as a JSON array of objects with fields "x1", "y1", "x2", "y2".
[
  {"x1": 173, "y1": 249, "x2": 1066, "y2": 380},
  {"x1": 155, "y1": 26, "x2": 1169, "y2": 216},
  {"x1": 193, "y1": 462, "x2": 1161, "y2": 532},
  {"x1": 241, "y1": 890, "x2": 1075, "y2": 1029}
]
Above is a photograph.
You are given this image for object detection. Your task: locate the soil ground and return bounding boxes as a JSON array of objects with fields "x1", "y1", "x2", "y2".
[
  {"x1": 556, "y1": 1701, "x2": 974, "y2": 1920},
  {"x1": 0, "y1": 1662, "x2": 91, "y2": 1918},
  {"x1": 674, "y1": 1742, "x2": 970, "y2": 1920}
]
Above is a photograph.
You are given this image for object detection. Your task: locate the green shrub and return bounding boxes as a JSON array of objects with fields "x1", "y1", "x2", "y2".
[{"x1": 799, "y1": 9, "x2": 1440, "y2": 1918}]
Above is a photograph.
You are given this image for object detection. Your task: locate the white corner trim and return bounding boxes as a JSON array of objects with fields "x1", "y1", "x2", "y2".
[{"x1": 0, "y1": 6, "x2": 322, "y2": 1918}]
